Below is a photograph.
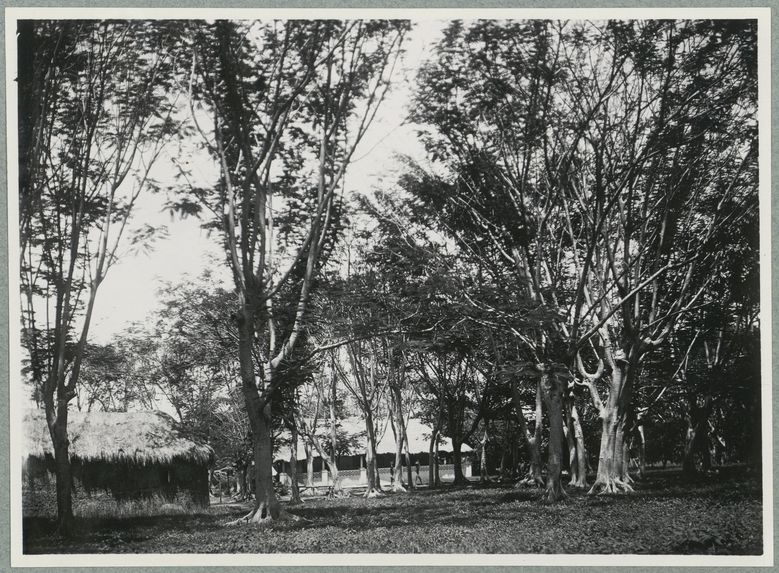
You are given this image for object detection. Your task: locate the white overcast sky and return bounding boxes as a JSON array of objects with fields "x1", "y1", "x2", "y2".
[{"x1": 88, "y1": 20, "x2": 446, "y2": 343}]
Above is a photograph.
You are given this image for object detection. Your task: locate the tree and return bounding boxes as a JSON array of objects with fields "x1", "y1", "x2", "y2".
[
  {"x1": 18, "y1": 20, "x2": 180, "y2": 532},
  {"x1": 177, "y1": 20, "x2": 409, "y2": 522},
  {"x1": 335, "y1": 341, "x2": 390, "y2": 497},
  {"x1": 409, "y1": 19, "x2": 757, "y2": 498}
]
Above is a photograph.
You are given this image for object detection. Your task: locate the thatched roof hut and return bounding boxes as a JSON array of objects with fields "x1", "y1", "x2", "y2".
[
  {"x1": 22, "y1": 409, "x2": 214, "y2": 466},
  {"x1": 22, "y1": 410, "x2": 214, "y2": 510}
]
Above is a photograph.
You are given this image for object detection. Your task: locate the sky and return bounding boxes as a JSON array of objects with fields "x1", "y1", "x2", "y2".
[{"x1": 88, "y1": 20, "x2": 446, "y2": 344}]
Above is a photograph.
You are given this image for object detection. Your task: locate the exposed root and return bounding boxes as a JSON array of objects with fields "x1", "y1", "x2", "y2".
[
  {"x1": 391, "y1": 483, "x2": 407, "y2": 493},
  {"x1": 226, "y1": 501, "x2": 284, "y2": 527},
  {"x1": 568, "y1": 477, "x2": 588, "y2": 489},
  {"x1": 587, "y1": 476, "x2": 635, "y2": 495},
  {"x1": 543, "y1": 484, "x2": 568, "y2": 503},
  {"x1": 363, "y1": 488, "x2": 384, "y2": 498}
]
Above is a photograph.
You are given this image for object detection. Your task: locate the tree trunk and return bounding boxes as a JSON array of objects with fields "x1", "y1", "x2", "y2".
[
  {"x1": 247, "y1": 403, "x2": 280, "y2": 523},
  {"x1": 565, "y1": 400, "x2": 587, "y2": 488},
  {"x1": 240, "y1": 464, "x2": 248, "y2": 500},
  {"x1": 305, "y1": 442, "x2": 314, "y2": 488},
  {"x1": 308, "y1": 432, "x2": 342, "y2": 497},
  {"x1": 428, "y1": 428, "x2": 438, "y2": 488},
  {"x1": 289, "y1": 424, "x2": 302, "y2": 504},
  {"x1": 391, "y1": 418, "x2": 406, "y2": 492},
  {"x1": 683, "y1": 396, "x2": 712, "y2": 477},
  {"x1": 48, "y1": 403, "x2": 74, "y2": 535},
  {"x1": 589, "y1": 354, "x2": 635, "y2": 495},
  {"x1": 541, "y1": 369, "x2": 567, "y2": 502},
  {"x1": 363, "y1": 410, "x2": 382, "y2": 497},
  {"x1": 637, "y1": 422, "x2": 647, "y2": 480},
  {"x1": 434, "y1": 438, "x2": 441, "y2": 487},
  {"x1": 233, "y1": 305, "x2": 282, "y2": 525},
  {"x1": 402, "y1": 423, "x2": 413, "y2": 491},
  {"x1": 479, "y1": 426, "x2": 490, "y2": 483},
  {"x1": 511, "y1": 381, "x2": 544, "y2": 487},
  {"x1": 328, "y1": 358, "x2": 341, "y2": 494},
  {"x1": 451, "y1": 439, "x2": 468, "y2": 485}
]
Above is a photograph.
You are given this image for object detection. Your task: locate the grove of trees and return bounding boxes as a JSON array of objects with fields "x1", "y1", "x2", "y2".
[{"x1": 18, "y1": 18, "x2": 761, "y2": 534}]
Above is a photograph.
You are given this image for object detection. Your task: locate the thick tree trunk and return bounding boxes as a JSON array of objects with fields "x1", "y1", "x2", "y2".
[
  {"x1": 511, "y1": 381, "x2": 544, "y2": 487},
  {"x1": 589, "y1": 354, "x2": 635, "y2": 495},
  {"x1": 233, "y1": 312, "x2": 281, "y2": 525},
  {"x1": 48, "y1": 403, "x2": 74, "y2": 535},
  {"x1": 451, "y1": 439, "x2": 469, "y2": 485},
  {"x1": 541, "y1": 369, "x2": 567, "y2": 502},
  {"x1": 247, "y1": 404, "x2": 280, "y2": 523}
]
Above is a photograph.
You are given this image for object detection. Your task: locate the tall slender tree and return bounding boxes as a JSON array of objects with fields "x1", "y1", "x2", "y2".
[
  {"x1": 18, "y1": 20, "x2": 180, "y2": 532},
  {"x1": 179, "y1": 20, "x2": 409, "y2": 523}
]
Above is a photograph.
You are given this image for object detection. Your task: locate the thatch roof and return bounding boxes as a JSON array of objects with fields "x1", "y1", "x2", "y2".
[{"x1": 22, "y1": 409, "x2": 214, "y2": 466}]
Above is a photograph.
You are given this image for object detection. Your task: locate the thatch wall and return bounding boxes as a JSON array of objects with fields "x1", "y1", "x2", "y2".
[{"x1": 22, "y1": 410, "x2": 213, "y2": 510}]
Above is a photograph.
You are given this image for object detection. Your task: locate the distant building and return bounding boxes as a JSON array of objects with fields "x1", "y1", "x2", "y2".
[
  {"x1": 21, "y1": 410, "x2": 214, "y2": 515},
  {"x1": 275, "y1": 416, "x2": 474, "y2": 488}
]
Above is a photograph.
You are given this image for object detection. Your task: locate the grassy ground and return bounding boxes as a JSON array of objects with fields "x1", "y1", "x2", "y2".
[{"x1": 23, "y1": 468, "x2": 762, "y2": 555}]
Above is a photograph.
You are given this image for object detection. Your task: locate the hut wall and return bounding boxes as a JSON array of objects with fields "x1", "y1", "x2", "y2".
[{"x1": 22, "y1": 455, "x2": 210, "y2": 517}]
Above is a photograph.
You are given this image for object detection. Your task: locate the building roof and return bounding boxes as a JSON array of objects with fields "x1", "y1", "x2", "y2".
[
  {"x1": 278, "y1": 416, "x2": 473, "y2": 460},
  {"x1": 22, "y1": 409, "x2": 214, "y2": 466}
]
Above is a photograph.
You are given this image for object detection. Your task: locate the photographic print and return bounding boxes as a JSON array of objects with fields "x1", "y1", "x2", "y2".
[{"x1": 6, "y1": 7, "x2": 772, "y2": 568}]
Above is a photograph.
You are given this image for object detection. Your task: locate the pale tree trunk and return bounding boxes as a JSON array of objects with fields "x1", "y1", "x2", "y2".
[
  {"x1": 587, "y1": 351, "x2": 636, "y2": 494},
  {"x1": 428, "y1": 408, "x2": 443, "y2": 488},
  {"x1": 305, "y1": 442, "x2": 314, "y2": 488},
  {"x1": 541, "y1": 368, "x2": 567, "y2": 502},
  {"x1": 328, "y1": 357, "x2": 343, "y2": 495},
  {"x1": 428, "y1": 427, "x2": 438, "y2": 488},
  {"x1": 434, "y1": 439, "x2": 441, "y2": 486},
  {"x1": 512, "y1": 381, "x2": 544, "y2": 487},
  {"x1": 479, "y1": 426, "x2": 490, "y2": 483},
  {"x1": 572, "y1": 403, "x2": 588, "y2": 487},
  {"x1": 565, "y1": 399, "x2": 588, "y2": 488},
  {"x1": 308, "y1": 432, "x2": 342, "y2": 497},
  {"x1": 391, "y1": 418, "x2": 406, "y2": 492},
  {"x1": 637, "y1": 422, "x2": 647, "y2": 480}
]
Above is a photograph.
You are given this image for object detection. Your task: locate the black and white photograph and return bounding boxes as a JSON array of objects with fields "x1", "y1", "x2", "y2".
[{"x1": 6, "y1": 7, "x2": 772, "y2": 567}]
